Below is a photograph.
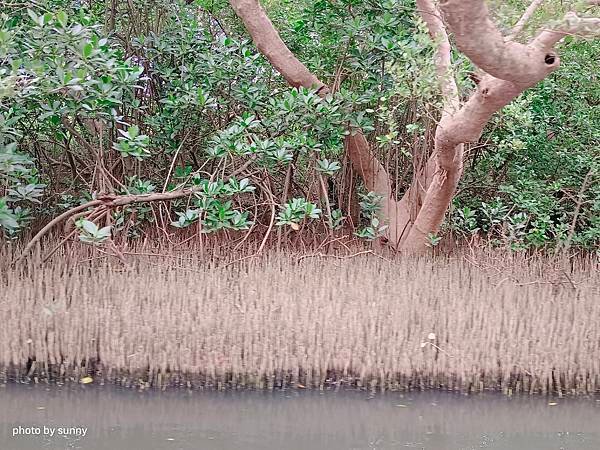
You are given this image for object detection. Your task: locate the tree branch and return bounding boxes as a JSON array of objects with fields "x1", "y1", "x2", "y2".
[
  {"x1": 507, "y1": 0, "x2": 545, "y2": 40},
  {"x1": 14, "y1": 200, "x2": 104, "y2": 264},
  {"x1": 416, "y1": 0, "x2": 459, "y2": 118},
  {"x1": 16, "y1": 160, "x2": 255, "y2": 262},
  {"x1": 228, "y1": 0, "x2": 327, "y2": 93},
  {"x1": 438, "y1": 0, "x2": 559, "y2": 83},
  {"x1": 534, "y1": 12, "x2": 600, "y2": 48}
]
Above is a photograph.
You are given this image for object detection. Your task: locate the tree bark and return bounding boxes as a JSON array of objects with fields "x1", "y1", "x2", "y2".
[
  {"x1": 400, "y1": 0, "x2": 463, "y2": 249},
  {"x1": 438, "y1": 0, "x2": 559, "y2": 82}
]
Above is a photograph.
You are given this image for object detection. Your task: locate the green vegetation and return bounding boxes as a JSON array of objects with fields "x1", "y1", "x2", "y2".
[
  {"x1": 454, "y1": 40, "x2": 600, "y2": 250},
  {"x1": 1, "y1": 0, "x2": 598, "y2": 254}
]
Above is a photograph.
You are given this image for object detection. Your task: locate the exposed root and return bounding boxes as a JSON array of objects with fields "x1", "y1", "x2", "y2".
[{"x1": 2, "y1": 247, "x2": 598, "y2": 395}]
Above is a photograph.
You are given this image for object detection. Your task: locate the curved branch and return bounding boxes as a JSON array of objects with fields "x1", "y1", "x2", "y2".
[
  {"x1": 400, "y1": 3, "x2": 600, "y2": 251},
  {"x1": 16, "y1": 158, "x2": 258, "y2": 262},
  {"x1": 229, "y1": 0, "x2": 327, "y2": 92},
  {"x1": 438, "y1": 0, "x2": 557, "y2": 83},
  {"x1": 344, "y1": 133, "x2": 392, "y2": 199},
  {"x1": 507, "y1": 0, "x2": 545, "y2": 40},
  {"x1": 534, "y1": 12, "x2": 600, "y2": 48},
  {"x1": 14, "y1": 200, "x2": 104, "y2": 263},
  {"x1": 15, "y1": 188, "x2": 208, "y2": 263}
]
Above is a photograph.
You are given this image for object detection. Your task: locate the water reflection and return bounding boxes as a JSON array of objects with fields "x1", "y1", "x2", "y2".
[{"x1": 1, "y1": 384, "x2": 599, "y2": 449}]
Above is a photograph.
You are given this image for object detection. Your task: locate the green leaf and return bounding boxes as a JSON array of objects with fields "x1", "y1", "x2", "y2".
[
  {"x1": 128, "y1": 125, "x2": 139, "y2": 138},
  {"x1": 97, "y1": 226, "x2": 112, "y2": 238},
  {"x1": 27, "y1": 9, "x2": 38, "y2": 24},
  {"x1": 81, "y1": 220, "x2": 98, "y2": 235},
  {"x1": 56, "y1": 11, "x2": 68, "y2": 27},
  {"x1": 0, "y1": 211, "x2": 18, "y2": 229},
  {"x1": 82, "y1": 43, "x2": 93, "y2": 58}
]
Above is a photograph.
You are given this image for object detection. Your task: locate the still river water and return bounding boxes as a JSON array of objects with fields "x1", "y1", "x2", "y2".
[{"x1": 1, "y1": 384, "x2": 599, "y2": 450}]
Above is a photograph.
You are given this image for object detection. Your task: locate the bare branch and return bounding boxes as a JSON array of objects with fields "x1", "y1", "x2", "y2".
[
  {"x1": 507, "y1": 0, "x2": 545, "y2": 40},
  {"x1": 534, "y1": 12, "x2": 600, "y2": 48},
  {"x1": 416, "y1": 0, "x2": 460, "y2": 117},
  {"x1": 344, "y1": 133, "x2": 391, "y2": 200},
  {"x1": 560, "y1": 168, "x2": 596, "y2": 257},
  {"x1": 402, "y1": 2, "x2": 600, "y2": 251},
  {"x1": 437, "y1": 76, "x2": 524, "y2": 152},
  {"x1": 14, "y1": 200, "x2": 103, "y2": 264},
  {"x1": 16, "y1": 160, "x2": 256, "y2": 262}
]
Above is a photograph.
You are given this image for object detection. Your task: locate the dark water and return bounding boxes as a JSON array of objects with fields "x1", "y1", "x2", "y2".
[{"x1": 1, "y1": 384, "x2": 599, "y2": 450}]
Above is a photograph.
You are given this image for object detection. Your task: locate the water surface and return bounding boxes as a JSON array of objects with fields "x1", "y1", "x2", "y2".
[{"x1": 1, "y1": 384, "x2": 599, "y2": 449}]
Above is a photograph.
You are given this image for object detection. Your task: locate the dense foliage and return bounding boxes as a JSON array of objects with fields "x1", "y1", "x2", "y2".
[{"x1": 1, "y1": 0, "x2": 598, "y2": 251}]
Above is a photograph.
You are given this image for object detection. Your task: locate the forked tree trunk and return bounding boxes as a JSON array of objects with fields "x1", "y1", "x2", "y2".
[
  {"x1": 403, "y1": 0, "x2": 598, "y2": 250},
  {"x1": 228, "y1": 0, "x2": 600, "y2": 252}
]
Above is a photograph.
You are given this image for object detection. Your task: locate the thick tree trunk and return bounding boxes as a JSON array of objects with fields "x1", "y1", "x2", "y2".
[
  {"x1": 345, "y1": 133, "x2": 411, "y2": 246},
  {"x1": 401, "y1": 0, "x2": 463, "y2": 249}
]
